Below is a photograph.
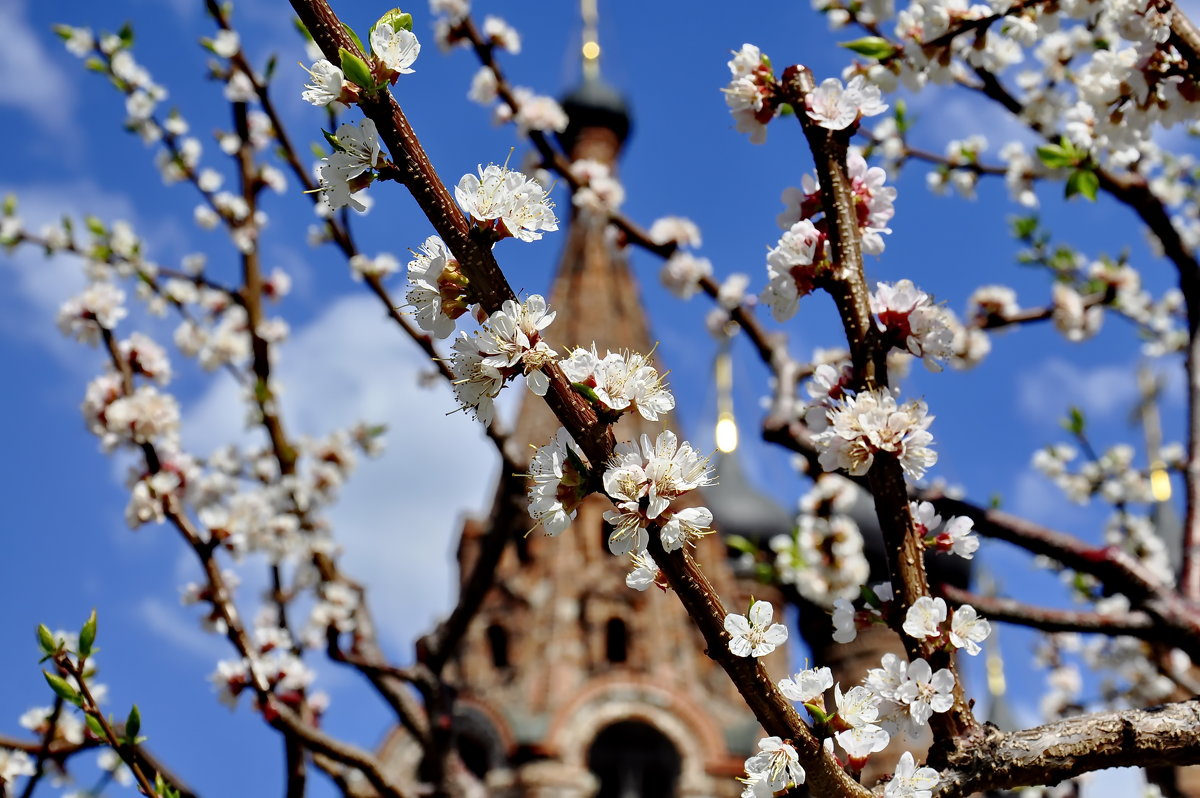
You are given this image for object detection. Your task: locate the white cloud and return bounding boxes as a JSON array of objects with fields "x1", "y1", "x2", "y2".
[
  {"x1": 136, "y1": 595, "x2": 227, "y2": 660},
  {"x1": 901, "y1": 85, "x2": 1035, "y2": 153},
  {"x1": 1010, "y1": 465, "x2": 1078, "y2": 528},
  {"x1": 0, "y1": 181, "x2": 140, "y2": 368},
  {"x1": 182, "y1": 293, "x2": 500, "y2": 651},
  {"x1": 1016, "y1": 357, "x2": 1146, "y2": 427},
  {"x1": 0, "y1": 0, "x2": 76, "y2": 136}
]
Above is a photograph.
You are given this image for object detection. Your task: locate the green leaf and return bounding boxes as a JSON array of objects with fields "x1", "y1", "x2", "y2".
[
  {"x1": 570, "y1": 381, "x2": 600, "y2": 404},
  {"x1": 1009, "y1": 214, "x2": 1038, "y2": 240},
  {"x1": 1061, "y1": 406, "x2": 1086, "y2": 436},
  {"x1": 1066, "y1": 168, "x2": 1098, "y2": 201},
  {"x1": 84, "y1": 56, "x2": 107, "y2": 73},
  {"x1": 37, "y1": 624, "x2": 57, "y2": 655},
  {"x1": 85, "y1": 713, "x2": 108, "y2": 741},
  {"x1": 724, "y1": 534, "x2": 759, "y2": 557},
  {"x1": 1035, "y1": 140, "x2": 1078, "y2": 169},
  {"x1": 803, "y1": 702, "x2": 832, "y2": 724},
  {"x1": 839, "y1": 36, "x2": 898, "y2": 60},
  {"x1": 894, "y1": 98, "x2": 908, "y2": 134},
  {"x1": 84, "y1": 215, "x2": 106, "y2": 236},
  {"x1": 79, "y1": 609, "x2": 97, "y2": 658},
  {"x1": 341, "y1": 23, "x2": 366, "y2": 55},
  {"x1": 117, "y1": 21, "x2": 135, "y2": 49},
  {"x1": 43, "y1": 671, "x2": 81, "y2": 705},
  {"x1": 370, "y1": 9, "x2": 414, "y2": 44},
  {"x1": 53, "y1": 24, "x2": 76, "y2": 41},
  {"x1": 293, "y1": 17, "x2": 314, "y2": 43},
  {"x1": 989, "y1": 493, "x2": 1003, "y2": 509},
  {"x1": 339, "y1": 47, "x2": 374, "y2": 92},
  {"x1": 125, "y1": 704, "x2": 141, "y2": 740},
  {"x1": 264, "y1": 54, "x2": 278, "y2": 82},
  {"x1": 860, "y1": 584, "x2": 883, "y2": 609}
]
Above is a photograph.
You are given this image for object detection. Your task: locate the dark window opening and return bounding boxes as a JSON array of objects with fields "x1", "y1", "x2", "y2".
[
  {"x1": 605, "y1": 618, "x2": 628, "y2": 663},
  {"x1": 587, "y1": 721, "x2": 680, "y2": 798},
  {"x1": 486, "y1": 624, "x2": 509, "y2": 669},
  {"x1": 457, "y1": 734, "x2": 490, "y2": 780}
]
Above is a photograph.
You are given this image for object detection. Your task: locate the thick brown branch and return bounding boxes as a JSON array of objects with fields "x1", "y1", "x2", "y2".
[
  {"x1": 938, "y1": 585, "x2": 1158, "y2": 638},
  {"x1": 646, "y1": 536, "x2": 871, "y2": 798},
  {"x1": 936, "y1": 699, "x2": 1200, "y2": 797},
  {"x1": 778, "y1": 66, "x2": 979, "y2": 750}
]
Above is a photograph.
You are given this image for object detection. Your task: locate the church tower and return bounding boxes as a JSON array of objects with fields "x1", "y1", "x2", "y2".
[{"x1": 400, "y1": 8, "x2": 786, "y2": 797}]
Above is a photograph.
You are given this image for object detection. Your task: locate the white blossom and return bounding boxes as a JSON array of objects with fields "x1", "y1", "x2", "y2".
[
  {"x1": 626, "y1": 550, "x2": 662, "y2": 591},
  {"x1": 896, "y1": 658, "x2": 955, "y2": 727},
  {"x1": 949, "y1": 604, "x2": 991, "y2": 655},
  {"x1": 806, "y1": 75, "x2": 888, "y2": 130},
  {"x1": 813, "y1": 389, "x2": 937, "y2": 480},
  {"x1": 871, "y1": 280, "x2": 955, "y2": 370},
  {"x1": 779, "y1": 666, "x2": 834, "y2": 703},
  {"x1": 902, "y1": 596, "x2": 947, "y2": 640},
  {"x1": 742, "y1": 737, "x2": 805, "y2": 794},
  {"x1": 649, "y1": 216, "x2": 702, "y2": 249},
  {"x1": 725, "y1": 600, "x2": 788, "y2": 657},
  {"x1": 58, "y1": 283, "x2": 128, "y2": 342},
  {"x1": 371, "y1": 23, "x2": 420, "y2": 76},
  {"x1": 527, "y1": 427, "x2": 588, "y2": 536},
  {"x1": 660, "y1": 252, "x2": 713, "y2": 299},
  {"x1": 560, "y1": 346, "x2": 674, "y2": 421},
  {"x1": 762, "y1": 219, "x2": 823, "y2": 321},
  {"x1": 302, "y1": 59, "x2": 344, "y2": 106},
  {"x1": 406, "y1": 235, "x2": 467, "y2": 338},
  {"x1": 884, "y1": 752, "x2": 939, "y2": 798},
  {"x1": 455, "y1": 163, "x2": 559, "y2": 242}
]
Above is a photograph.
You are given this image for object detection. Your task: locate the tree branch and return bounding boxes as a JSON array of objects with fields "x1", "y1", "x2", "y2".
[{"x1": 936, "y1": 699, "x2": 1200, "y2": 797}]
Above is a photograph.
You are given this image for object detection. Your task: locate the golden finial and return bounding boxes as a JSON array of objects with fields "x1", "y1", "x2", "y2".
[
  {"x1": 1136, "y1": 364, "x2": 1172, "y2": 502},
  {"x1": 715, "y1": 339, "x2": 739, "y2": 454},
  {"x1": 581, "y1": 0, "x2": 601, "y2": 79}
]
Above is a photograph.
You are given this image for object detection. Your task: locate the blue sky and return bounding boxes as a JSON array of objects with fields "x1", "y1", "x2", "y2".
[{"x1": 0, "y1": 0, "x2": 1190, "y2": 795}]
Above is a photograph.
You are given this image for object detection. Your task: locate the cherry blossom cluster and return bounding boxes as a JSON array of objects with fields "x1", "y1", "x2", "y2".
[
  {"x1": 808, "y1": 387, "x2": 937, "y2": 481},
  {"x1": 762, "y1": 151, "x2": 896, "y2": 322},
  {"x1": 527, "y1": 428, "x2": 590, "y2": 536},
  {"x1": 652, "y1": 216, "x2": 713, "y2": 301},
  {"x1": 603, "y1": 431, "x2": 715, "y2": 555},
  {"x1": 317, "y1": 118, "x2": 387, "y2": 213},
  {"x1": 569, "y1": 159, "x2": 625, "y2": 213},
  {"x1": 455, "y1": 162, "x2": 559, "y2": 242},
  {"x1": 871, "y1": 280, "x2": 956, "y2": 371},
  {"x1": 449, "y1": 295, "x2": 557, "y2": 424},
  {"x1": 763, "y1": 661, "x2": 942, "y2": 795},
  {"x1": 560, "y1": 346, "x2": 675, "y2": 421},
  {"x1": 1032, "y1": 441, "x2": 1171, "y2": 507},
  {"x1": 405, "y1": 235, "x2": 470, "y2": 338},
  {"x1": 770, "y1": 475, "x2": 870, "y2": 605},
  {"x1": 723, "y1": 44, "x2": 779, "y2": 144},
  {"x1": 56, "y1": 25, "x2": 168, "y2": 144},
  {"x1": 805, "y1": 74, "x2": 888, "y2": 131},
  {"x1": 910, "y1": 500, "x2": 979, "y2": 559},
  {"x1": 738, "y1": 735, "x2": 804, "y2": 797},
  {"x1": 903, "y1": 596, "x2": 992, "y2": 656}
]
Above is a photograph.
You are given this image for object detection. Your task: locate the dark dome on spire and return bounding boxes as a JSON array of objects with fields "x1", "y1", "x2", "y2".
[
  {"x1": 558, "y1": 75, "x2": 632, "y2": 151},
  {"x1": 706, "y1": 452, "x2": 793, "y2": 545}
]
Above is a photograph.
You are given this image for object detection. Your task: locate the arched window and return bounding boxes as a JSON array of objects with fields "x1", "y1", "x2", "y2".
[
  {"x1": 486, "y1": 624, "x2": 509, "y2": 669},
  {"x1": 587, "y1": 721, "x2": 681, "y2": 798},
  {"x1": 605, "y1": 618, "x2": 627, "y2": 664}
]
